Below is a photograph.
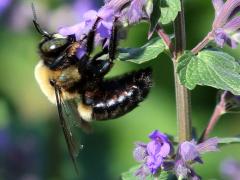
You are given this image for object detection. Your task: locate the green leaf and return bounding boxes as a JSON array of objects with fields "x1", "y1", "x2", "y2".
[
  {"x1": 219, "y1": 137, "x2": 240, "y2": 146},
  {"x1": 177, "y1": 50, "x2": 240, "y2": 95},
  {"x1": 159, "y1": 0, "x2": 181, "y2": 24},
  {"x1": 149, "y1": 0, "x2": 161, "y2": 36},
  {"x1": 118, "y1": 37, "x2": 166, "y2": 64},
  {"x1": 121, "y1": 165, "x2": 169, "y2": 180}
]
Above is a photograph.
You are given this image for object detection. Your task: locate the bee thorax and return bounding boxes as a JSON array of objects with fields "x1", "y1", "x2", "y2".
[{"x1": 35, "y1": 61, "x2": 81, "y2": 104}]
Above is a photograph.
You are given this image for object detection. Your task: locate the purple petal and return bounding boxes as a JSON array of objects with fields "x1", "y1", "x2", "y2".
[
  {"x1": 213, "y1": 0, "x2": 240, "y2": 29},
  {"x1": 148, "y1": 130, "x2": 168, "y2": 142},
  {"x1": 212, "y1": 0, "x2": 224, "y2": 16},
  {"x1": 83, "y1": 10, "x2": 98, "y2": 28},
  {"x1": 196, "y1": 137, "x2": 219, "y2": 154},
  {"x1": 97, "y1": 21, "x2": 113, "y2": 38},
  {"x1": 98, "y1": 7, "x2": 115, "y2": 21},
  {"x1": 73, "y1": 0, "x2": 95, "y2": 20},
  {"x1": 174, "y1": 160, "x2": 190, "y2": 178},
  {"x1": 83, "y1": 10, "x2": 98, "y2": 21},
  {"x1": 214, "y1": 28, "x2": 229, "y2": 47},
  {"x1": 146, "y1": 141, "x2": 161, "y2": 156},
  {"x1": 146, "y1": 155, "x2": 163, "y2": 174},
  {"x1": 224, "y1": 16, "x2": 240, "y2": 32},
  {"x1": 179, "y1": 141, "x2": 199, "y2": 162},
  {"x1": 104, "y1": 0, "x2": 131, "y2": 13},
  {"x1": 126, "y1": 0, "x2": 146, "y2": 24},
  {"x1": 76, "y1": 47, "x2": 86, "y2": 59},
  {"x1": 133, "y1": 142, "x2": 147, "y2": 162},
  {"x1": 159, "y1": 142, "x2": 170, "y2": 158},
  {"x1": 58, "y1": 22, "x2": 86, "y2": 40}
]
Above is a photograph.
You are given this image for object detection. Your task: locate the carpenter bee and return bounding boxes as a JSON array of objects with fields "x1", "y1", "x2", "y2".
[{"x1": 33, "y1": 5, "x2": 152, "y2": 173}]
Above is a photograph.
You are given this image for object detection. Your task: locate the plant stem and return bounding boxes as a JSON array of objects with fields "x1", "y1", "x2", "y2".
[
  {"x1": 156, "y1": 23, "x2": 173, "y2": 57},
  {"x1": 173, "y1": 0, "x2": 192, "y2": 142},
  {"x1": 173, "y1": 63, "x2": 192, "y2": 142},
  {"x1": 191, "y1": 32, "x2": 213, "y2": 54},
  {"x1": 199, "y1": 92, "x2": 226, "y2": 143}
]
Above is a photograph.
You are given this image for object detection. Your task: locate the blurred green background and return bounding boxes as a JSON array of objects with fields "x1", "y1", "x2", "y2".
[{"x1": 0, "y1": 0, "x2": 240, "y2": 179}]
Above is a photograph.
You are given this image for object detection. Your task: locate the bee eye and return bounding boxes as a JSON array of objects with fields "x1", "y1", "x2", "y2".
[{"x1": 41, "y1": 38, "x2": 68, "y2": 54}]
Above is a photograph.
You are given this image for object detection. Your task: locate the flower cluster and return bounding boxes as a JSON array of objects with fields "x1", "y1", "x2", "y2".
[
  {"x1": 211, "y1": 0, "x2": 240, "y2": 48},
  {"x1": 174, "y1": 138, "x2": 219, "y2": 179},
  {"x1": 133, "y1": 130, "x2": 219, "y2": 179},
  {"x1": 133, "y1": 130, "x2": 173, "y2": 178},
  {"x1": 58, "y1": 0, "x2": 150, "y2": 60}
]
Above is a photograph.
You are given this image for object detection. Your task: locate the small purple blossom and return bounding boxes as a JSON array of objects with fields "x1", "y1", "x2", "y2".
[
  {"x1": 73, "y1": 0, "x2": 95, "y2": 21},
  {"x1": 125, "y1": 0, "x2": 147, "y2": 24},
  {"x1": 133, "y1": 130, "x2": 173, "y2": 177},
  {"x1": 212, "y1": 0, "x2": 240, "y2": 48},
  {"x1": 220, "y1": 159, "x2": 240, "y2": 180},
  {"x1": 59, "y1": 7, "x2": 114, "y2": 42},
  {"x1": 174, "y1": 138, "x2": 219, "y2": 179},
  {"x1": 218, "y1": 91, "x2": 240, "y2": 112},
  {"x1": 58, "y1": 0, "x2": 149, "y2": 43}
]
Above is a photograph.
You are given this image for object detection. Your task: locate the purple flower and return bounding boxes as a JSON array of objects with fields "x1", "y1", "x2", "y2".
[
  {"x1": 218, "y1": 91, "x2": 240, "y2": 112},
  {"x1": 59, "y1": 22, "x2": 87, "y2": 40},
  {"x1": 174, "y1": 138, "x2": 219, "y2": 179},
  {"x1": 0, "y1": 0, "x2": 11, "y2": 14},
  {"x1": 73, "y1": 0, "x2": 95, "y2": 21},
  {"x1": 76, "y1": 47, "x2": 87, "y2": 59},
  {"x1": 59, "y1": 7, "x2": 114, "y2": 42},
  {"x1": 221, "y1": 159, "x2": 240, "y2": 180},
  {"x1": 212, "y1": 0, "x2": 240, "y2": 48},
  {"x1": 125, "y1": 0, "x2": 147, "y2": 24},
  {"x1": 133, "y1": 130, "x2": 173, "y2": 177}
]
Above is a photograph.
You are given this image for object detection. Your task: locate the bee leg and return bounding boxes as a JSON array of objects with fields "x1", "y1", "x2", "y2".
[
  {"x1": 86, "y1": 17, "x2": 101, "y2": 56},
  {"x1": 108, "y1": 18, "x2": 118, "y2": 62},
  {"x1": 78, "y1": 48, "x2": 111, "y2": 78},
  {"x1": 81, "y1": 19, "x2": 119, "y2": 77}
]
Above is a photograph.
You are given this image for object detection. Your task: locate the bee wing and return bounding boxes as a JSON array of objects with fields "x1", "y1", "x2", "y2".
[
  {"x1": 63, "y1": 99, "x2": 93, "y2": 133},
  {"x1": 53, "y1": 84, "x2": 81, "y2": 175}
]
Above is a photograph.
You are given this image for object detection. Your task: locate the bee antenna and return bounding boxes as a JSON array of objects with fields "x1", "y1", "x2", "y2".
[{"x1": 31, "y1": 3, "x2": 51, "y2": 38}]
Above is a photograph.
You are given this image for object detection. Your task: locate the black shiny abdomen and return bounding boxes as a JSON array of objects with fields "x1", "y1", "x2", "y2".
[{"x1": 82, "y1": 68, "x2": 152, "y2": 120}]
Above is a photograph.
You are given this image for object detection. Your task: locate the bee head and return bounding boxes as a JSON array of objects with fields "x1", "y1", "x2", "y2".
[
  {"x1": 32, "y1": 4, "x2": 76, "y2": 69},
  {"x1": 33, "y1": 19, "x2": 76, "y2": 69}
]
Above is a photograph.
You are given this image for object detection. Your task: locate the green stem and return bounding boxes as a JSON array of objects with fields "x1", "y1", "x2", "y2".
[
  {"x1": 198, "y1": 91, "x2": 226, "y2": 143},
  {"x1": 191, "y1": 31, "x2": 213, "y2": 54},
  {"x1": 173, "y1": 0, "x2": 192, "y2": 142},
  {"x1": 156, "y1": 23, "x2": 173, "y2": 57}
]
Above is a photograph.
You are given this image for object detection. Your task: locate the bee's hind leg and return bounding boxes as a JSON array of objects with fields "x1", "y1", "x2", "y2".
[{"x1": 108, "y1": 18, "x2": 119, "y2": 62}]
